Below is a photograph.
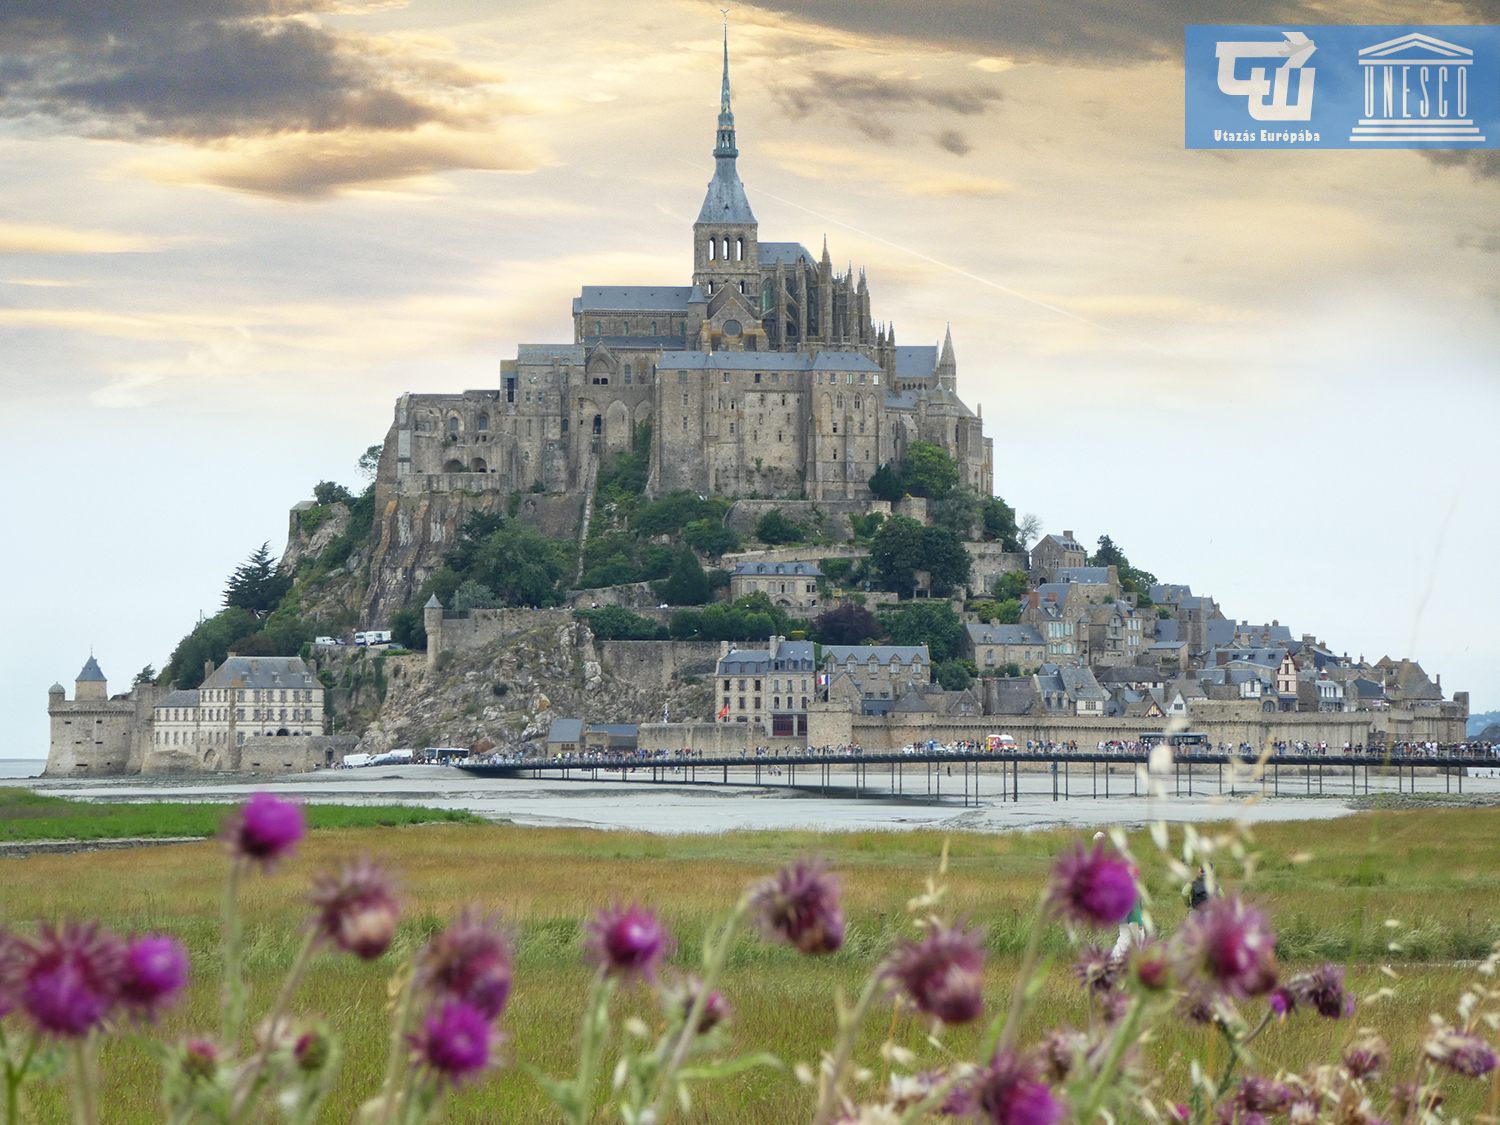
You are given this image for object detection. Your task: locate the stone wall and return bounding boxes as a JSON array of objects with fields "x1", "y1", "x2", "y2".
[
  {"x1": 236, "y1": 735, "x2": 360, "y2": 774},
  {"x1": 599, "y1": 641, "x2": 722, "y2": 690},
  {"x1": 966, "y1": 544, "x2": 1029, "y2": 596},
  {"x1": 427, "y1": 607, "x2": 577, "y2": 665},
  {"x1": 636, "y1": 722, "x2": 809, "y2": 755},
  {"x1": 46, "y1": 684, "x2": 165, "y2": 777}
]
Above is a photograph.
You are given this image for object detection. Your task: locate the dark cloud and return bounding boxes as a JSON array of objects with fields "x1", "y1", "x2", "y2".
[
  {"x1": 771, "y1": 70, "x2": 1001, "y2": 143},
  {"x1": 0, "y1": 0, "x2": 473, "y2": 141},
  {"x1": 936, "y1": 129, "x2": 972, "y2": 155},
  {"x1": 745, "y1": 0, "x2": 1500, "y2": 64},
  {"x1": 1423, "y1": 150, "x2": 1500, "y2": 182}
]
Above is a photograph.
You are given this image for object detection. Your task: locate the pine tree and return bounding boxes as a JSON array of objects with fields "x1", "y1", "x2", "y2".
[{"x1": 223, "y1": 543, "x2": 292, "y2": 616}]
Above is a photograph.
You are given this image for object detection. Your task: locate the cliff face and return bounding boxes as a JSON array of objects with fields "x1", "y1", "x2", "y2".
[{"x1": 318, "y1": 621, "x2": 714, "y2": 756}]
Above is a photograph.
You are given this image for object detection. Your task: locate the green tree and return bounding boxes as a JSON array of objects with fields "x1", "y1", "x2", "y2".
[
  {"x1": 935, "y1": 660, "x2": 973, "y2": 691},
  {"x1": 879, "y1": 601, "x2": 964, "y2": 663},
  {"x1": 467, "y1": 523, "x2": 567, "y2": 606},
  {"x1": 993, "y1": 599, "x2": 1022, "y2": 624},
  {"x1": 754, "y1": 509, "x2": 804, "y2": 545},
  {"x1": 930, "y1": 488, "x2": 980, "y2": 539},
  {"x1": 920, "y1": 525, "x2": 973, "y2": 594},
  {"x1": 681, "y1": 519, "x2": 739, "y2": 557},
  {"x1": 224, "y1": 544, "x2": 292, "y2": 617},
  {"x1": 580, "y1": 605, "x2": 664, "y2": 640},
  {"x1": 389, "y1": 606, "x2": 427, "y2": 651},
  {"x1": 870, "y1": 515, "x2": 927, "y2": 595},
  {"x1": 133, "y1": 665, "x2": 157, "y2": 686},
  {"x1": 452, "y1": 580, "x2": 501, "y2": 610},
  {"x1": 313, "y1": 480, "x2": 353, "y2": 506},
  {"x1": 995, "y1": 570, "x2": 1029, "y2": 601},
  {"x1": 163, "y1": 608, "x2": 263, "y2": 689},
  {"x1": 849, "y1": 512, "x2": 885, "y2": 541},
  {"x1": 632, "y1": 492, "x2": 725, "y2": 537},
  {"x1": 811, "y1": 604, "x2": 882, "y2": 646},
  {"x1": 867, "y1": 462, "x2": 904, "y2": 502},
  {"x1": 660, "y1": 546, "x2": 710, "y2": 606},
  {"x1": 357, "y1": 444, "x2": 383, "y2": 480},
  {"x1": 898, "y1": 441, "x2": 959, "y2": 499},
  {"x1": 1087, "y1": 534, "x2": 1158, "y2": 597},
  {"x1": 981, "y1": 495, "x2": 1020, "y2": 550}
]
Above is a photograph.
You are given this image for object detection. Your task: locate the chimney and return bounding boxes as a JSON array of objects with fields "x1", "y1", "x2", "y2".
[
  {"x1": 251, "y1": 659, "x2": 260, "y2": 673},
  {"x1": 204, "y1": 659, "x2": 215, "y2": 681},
  {"x1": 1064, "y1": 530, "x2": 1073, "y2": 541}
]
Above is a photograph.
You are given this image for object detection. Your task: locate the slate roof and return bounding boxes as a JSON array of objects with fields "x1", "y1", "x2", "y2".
[
  {"x1": 1059, "y1": 665, "x2": 1108, "y2": 701},
  {"x1": 1094, "y1": 665, "x2": 1170, "y2": 684},
  {"x1": 201, "y1": 657, "x2": 317, "y2": 691},
  {"x1": 548, "y1": 719, "x2": 584, "y2": 744},
  {"x1": 1150, "y1": 584, "x2": 1192, "y2": 605},
  {"x1": 732, "y1": 561, "x2": 823, "y2": 578},
  {"x1": 1055, "y1": 567, "x2": 1111, "y2": 585},
  {"x1": 155, "y1": 690, "x2": 201, "y2": 710},
  {"x1": 891, "y1": 688, "x2": 933, "y2": 713},
  {"x1": 893, "y1": 345, "x2": 938, "y2": 381},
  {"x1": 574, "y1": 287, "x2": 695, "y2": 312},
  {"x1": 517, "y1": 345, "x2": 587, "y2": 366},
  {"x1": 965, "y1": 624, "x2": 1044, "y2": 646},
  {"x1": 884, "y1": 389, "x2": 919, "y2": 410},
  {"x1": 697, "y1": 158, "x2": 757, "y2": 224},
  {"x1": 823, "y1": 645, "x2": 930, "y2": 667},
  {"x1": 719, "y1": 641, "x2": 817, "y2": 674},
  {"x1": 1206, "y1": 619, "x2": 1236, "y2": 647},
  {"x1": 758, "y1": 242, "x2": 814, "y2": 266},
  {"x1": 989, "y1": 677, "x2": 1039, "y2": 715},
  {"x1": 76, "y1": 656, "x2": 106, "y2": 683},
  {"x1": 1154, "y1": 620, "x2": 1180, "y2": 643}
]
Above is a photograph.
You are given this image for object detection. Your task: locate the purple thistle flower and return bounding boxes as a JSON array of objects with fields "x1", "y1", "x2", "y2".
[
  {"x1": 1072, "y1": 944, "x2": 1121, "y2": 994},
  {"x1": 119, "y1": 934, "x2": 189, "y2": 1016},
  {"x1": 1048, "y1": 839, "x2": 1138, "y2": 927},
  {"x1": 1268, "y1": 986, "x2": 1296, "y2": 1017},
  {"x1": 413, "y1": 1000, "x2": 493, "y2": 1084},
  {"x1": 20, "y1": 921, "x2": 126, "y2": 1036},
  {"x1": 419, "y1": 909, "x2": 515, "y2": 1020},
  {"x1": 227, "y1": 792, "x2": 306, "y2": 866},
  {"x1": 1178, "y1": 981, "x2": 1217, "y2": 1026},
  {"x1": 1132, "y1": 942, "x2": 1172, "y2": 991},
  {"x1": 311, "y1": 857, "x2": 401, "y2": 960},
  {"x1": 586, "y1": 902, "x2": 671, "y2": 979},
  {"x1": 1174, "y1": 894, "x2": 1277, "y2": 999},
  {"x1": 883, "y1": 921, "x2": 987, "y2": 1024},
  {"x1": 1238, "y1": 1077, "x2": 1292, "y2": 1114},
  {"x1": 1344, "y1": 1035, "x2": 1390, "y2": 1079},
  {"x1": 971, "y1": 1051, "x2": 1066, "y2": 1125},
  {"x1": 1425, "y1": 1028, "x2": 1499, "y2": 1078},
  {"x1": 1298, "y1": 963, "x2": 1354, "y2": 1019},
  {"x1": 181, "y1": 1039, "x2": 219, "y2": 1083},
  {"x1": 665, "y1": 975, "x2": 732, "y2": 1034},
  {"x1": 748, "y1": 861, "x2": 845, "y2": 955},
  {"x1": 294, "y1": 1029, "x2": 331, "y2": 1073}
]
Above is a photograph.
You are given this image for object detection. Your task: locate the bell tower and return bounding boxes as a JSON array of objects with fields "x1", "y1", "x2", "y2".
[{"x1": 692, "y1": 21, "x2": 759, "y2": 348}]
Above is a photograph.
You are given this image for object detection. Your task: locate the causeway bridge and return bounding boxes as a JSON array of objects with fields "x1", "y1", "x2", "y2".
[{"x1": 457, "y1": 744, "x2": 1495, "y2": 806}]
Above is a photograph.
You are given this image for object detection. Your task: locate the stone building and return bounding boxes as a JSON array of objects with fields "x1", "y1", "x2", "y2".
[
  {"x1": 45, "y1": 658, "x2": 161, "y2": 776},
  {"x1": 368, "y1": 36, "x2": 992, "y2": 611},
  {"x1": 149, "y1": 656, "x2": 326, "y2": 770},
  {"x1": 716, "y1": 636, "x2": 817, "y2": 736},
  {"x1": 727, "y1": 559, "x2": 823, "y2": 608},
  {"x1": 962, "y1": 623, "x2": 1046, "y2": 671},
  {"x1": 820, "y1": 645, "x2": 932, "y2": 708},
  {"x1": 1029, "y1": 532, "x2": 1088, "y2": 582}
]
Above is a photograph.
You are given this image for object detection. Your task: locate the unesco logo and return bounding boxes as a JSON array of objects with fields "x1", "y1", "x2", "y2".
[{"x1": 1185, "y1": 25, "x2": 1498, "y2": 149}]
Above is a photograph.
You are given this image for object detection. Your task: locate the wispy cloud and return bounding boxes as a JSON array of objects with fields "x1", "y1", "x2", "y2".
[{"x1": 0, "y1": 222, "x2": 157, "y2": 254}]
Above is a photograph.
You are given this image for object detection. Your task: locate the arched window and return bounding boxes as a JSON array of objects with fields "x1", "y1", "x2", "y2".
[
  {"x1": 736, "y1": 237, "x2": 744, "y2": 261},
  {"x1": 650, "y1": 321, "x2": 657, "y2": 336},
  {"x1": 854, "y1": 395, "x2": 861, "y2": 410},
  {"x1": 623, "y1": 321, "x2": 629, "y2": 335},
  {"x1": 448, "y1": 416, "x2": 460, "y2": 433},
  {"x1": 836, "y1": 393, "x2": 844, "y2": 409},
  {"x1": 624, "y1": 364, "x2": 632, "y2": 384},
  {"x1": 708, "y1": 239, "x2": 716, "y2": 261},
  {"x1": 477, "y1": 414, "x2": 489, "y2": 431},
  {"x1": 593, "y1": 414, "x2": 602, "y2": 435},
  {"x1": 722, "y1": 238, "x2": 730, "y2": 260},
  {"x1": 595, "y1": 320, "x2": 602, "y2": 335},
  {"x1": 738, "y1": 280, "x2": 745, "y2": 293}
]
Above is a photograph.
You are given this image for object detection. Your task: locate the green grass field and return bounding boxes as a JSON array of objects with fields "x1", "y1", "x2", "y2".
[
  {"x1": 0, "y1": 787, "x2": 480, "y2": 840},
  {"x1": 2, "y1": 806, "x2": 1498, "y2": 1123}
]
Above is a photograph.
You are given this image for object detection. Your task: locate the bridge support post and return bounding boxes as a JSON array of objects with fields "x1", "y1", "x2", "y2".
[
  {"x1": 1093, "y1": 759, "x2": 1097, "y2": 799},
  {"x1": 1012, "y1": 757, "x2": 1018, "y2": 802}
]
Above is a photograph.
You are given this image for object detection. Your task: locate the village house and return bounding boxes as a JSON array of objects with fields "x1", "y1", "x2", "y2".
[
  {"x1": 727, "y1": 559, "x2": 823, "y2": 609},
  {"x1": 716, "y1": 636, "x2": 816, "y2": 736},
  {"x1": 1029, "y1": 531, "x2": 1088, "y2": 582},
  {"x1": 962, "y1": 623, "x2": 1047, "y2": 672}
]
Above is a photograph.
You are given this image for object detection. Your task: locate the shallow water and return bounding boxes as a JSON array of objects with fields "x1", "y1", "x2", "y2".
[
  {"x1": 17, "y1": 760, "x2": 1497, "y2": 835},
  {"x1": 0, "y1": 759, "x2": 45, "y2": 780}
]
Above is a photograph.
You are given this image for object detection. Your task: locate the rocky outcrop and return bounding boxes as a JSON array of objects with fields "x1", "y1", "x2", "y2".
[{"x1": 321, "y1": 620, "x2": 712, "y2": 758}]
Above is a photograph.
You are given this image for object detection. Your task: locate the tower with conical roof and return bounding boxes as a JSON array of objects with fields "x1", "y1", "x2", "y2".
[
  {"x1": 936, "y1": 325, "x2": 957, "y2": 392},
  {"x1": 75, "y1": 654, "x2": 108, "y2": 702},
  {"x1": 691, "y1": 22, "x2": 760, "y2": 350}
]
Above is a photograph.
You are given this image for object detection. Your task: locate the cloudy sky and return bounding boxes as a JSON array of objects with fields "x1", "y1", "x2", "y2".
[{"x1": 4, "y1": 0, "x2": 1497, "y2": 758}]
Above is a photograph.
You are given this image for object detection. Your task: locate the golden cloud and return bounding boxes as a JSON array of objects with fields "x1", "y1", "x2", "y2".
[
  {"x1": 761, "y1": 141, "x2": 1012, "y2": 197},
  {"x1": 0, "y1": 223, "x2": 157, "y2": 255},
  {"x1": 121, "y1": 124, "x2": 547, "y2": 199}
]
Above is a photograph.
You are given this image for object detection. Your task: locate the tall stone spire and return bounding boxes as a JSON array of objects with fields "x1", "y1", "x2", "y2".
[
  {"x1": 716, "y1": 20, "x2": 736, "y2": 157},
  {"x1": 936, "y1": 323, "x2": 957, "y2": 391},
  {"x1": 696, "y1": 18, "x2": 755, "y2": 225}
]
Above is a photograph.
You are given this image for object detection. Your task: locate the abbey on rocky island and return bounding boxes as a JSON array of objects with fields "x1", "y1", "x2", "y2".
[{"x1": 375, "y1": 33, "x2": 992, "y2": 506}]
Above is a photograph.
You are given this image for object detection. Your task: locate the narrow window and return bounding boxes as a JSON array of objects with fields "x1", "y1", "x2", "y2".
[
  {"x1": 624, "y1": 364, "x2": 632, "y2": 384},
  {"x1": 651, "y1": 321, "x2": 657, "y2": 335},
  {"x1": 736, "y1": 237, "x2": 744, "y2": 261},
  {"x1": 595, "y1": 320, "x2": 601, "y2": 335},
  {"x1": 708, "y1": 239, "x2": 716, "y2": 261},
  {"x1": 679, "y1": 370, "x2": 689, "y2": 383},
  {"x1": 623, "y1": 321, "x2": 629, "y2": 335}
]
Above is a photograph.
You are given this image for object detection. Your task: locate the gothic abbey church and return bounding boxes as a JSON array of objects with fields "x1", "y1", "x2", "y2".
[{"x1": 375, "y1": 37, "x2": 991, "y2": 511}]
